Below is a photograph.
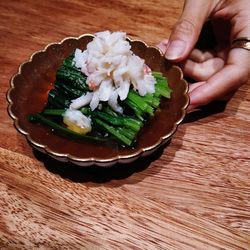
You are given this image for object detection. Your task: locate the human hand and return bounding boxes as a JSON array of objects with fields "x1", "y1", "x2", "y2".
[{"x1": 158, "y1": 0, "x2": 250, "y2": 111}]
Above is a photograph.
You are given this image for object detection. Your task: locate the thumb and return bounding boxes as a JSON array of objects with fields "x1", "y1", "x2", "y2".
[{"x1": 165, "y1": 0, "x2": 213, "y2": 62}]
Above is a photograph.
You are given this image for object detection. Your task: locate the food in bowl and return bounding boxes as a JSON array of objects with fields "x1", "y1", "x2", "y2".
[{"x1": 28, "y1": 31, "x2": 172, "y2": 147}]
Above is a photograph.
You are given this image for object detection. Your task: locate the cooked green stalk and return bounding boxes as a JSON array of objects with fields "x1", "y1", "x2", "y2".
[
  {"x1": 152, "y1": 71, "x2": 163, "y2": 78},
  {"x1": 63, "y1": 54, "x2": 76, "y2": 69},
  {"x1": 47, "y1": 89, "x2": 71, "y2": 109},
  {"x1": 124, "y1": 99, "x2": 145, "y2": 121},
  {"x1": 153, "y1": 71, "x2": 172, "y2": 98},
  {"x1": 42, "y1": 109, "x2": 65, "y2": 116},
  {"x1": 141, "y1": 93, "x2": 160, "y2": 108},
  {"x1": 155, "y1": 84, "x2": 171, "y2": 98},
  {"x1": 54, "y1": 81, "x2": 83, "y2": 99},
  {"x1": 56, "y1": 65, "x2": 88, "y2": 91},
  {"x1": 127, "y1": 91, "x2": 154, "y2": 116},
  {"x1": 80, "y1": 107, "x2": 92, "y2": 116},
  {"x1": 94, "y1": 118, "x2": 132, "y2": 146},
  {"x1": 94, "y1": 111, "x2": 142, "y2": 132},
  {"x1": 102, "y1": 105, "x2": 119, "y2": 117}
]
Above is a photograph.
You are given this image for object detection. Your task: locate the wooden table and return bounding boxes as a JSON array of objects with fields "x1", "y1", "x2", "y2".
[{"x1": 0, "y1": 1, "x2": 249, "y2": 249}]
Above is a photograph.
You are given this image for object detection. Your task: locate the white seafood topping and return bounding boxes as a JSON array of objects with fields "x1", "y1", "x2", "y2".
[
  {"x1": 73, "y1": 30, "x2": 156, "y2": 113},
  {"x1": 63, "y1": 109, "x2": 92, "y2": 135}
]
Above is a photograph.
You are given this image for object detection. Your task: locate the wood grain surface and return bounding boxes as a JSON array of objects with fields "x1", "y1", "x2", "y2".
[{"x1": 0, "y1": 0, "x2": 250, "y2": 249}]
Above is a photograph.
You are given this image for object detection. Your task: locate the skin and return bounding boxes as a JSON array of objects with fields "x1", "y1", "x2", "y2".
[{"x1": 158, "y1": 0, "x2": 250, "y2": 111}]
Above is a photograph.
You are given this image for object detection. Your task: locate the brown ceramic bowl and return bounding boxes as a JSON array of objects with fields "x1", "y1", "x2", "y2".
[{"x1": 7, "y1": 34, "x2": 189, "y2": 167}]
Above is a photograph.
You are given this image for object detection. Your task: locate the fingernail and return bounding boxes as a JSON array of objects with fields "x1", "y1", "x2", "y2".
[{"x1": 165, "y1": 40, "x2": 186, "y2": 60}]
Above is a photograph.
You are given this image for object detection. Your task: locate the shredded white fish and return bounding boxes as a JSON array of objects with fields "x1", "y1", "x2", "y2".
[
  {"x1": 72, "y1": 30, "x2": 156, "y2": 113},
  {"x1": 70, "y1": 92, "x2": 93, "y2": 110}
]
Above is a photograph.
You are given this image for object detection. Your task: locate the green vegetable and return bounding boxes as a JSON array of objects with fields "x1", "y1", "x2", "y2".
[
  {"x1": 54, "y1": 81, "x2": 83, "y2": 99},
  {"x1": 94, "y1": 111, "x2": 142, "y2": 132},
  {"x1": 94, "y1": 118, "x2": 133, "y2": 146},
  {"x1": 153, "y1": 71, "x2": 172, "y2": 98},
  {"x1": 42, "y1": 109, "x2": 65, "y2": 116},
  {"x1": 56, "y1": 65, "x2": 88, "y2": 91},
  {"x1": 127, "y1": 91, "x2": 154, "y2": 116},
  {"x1": 63, "y1": 54, "x2": 76, "y2": 69},
  {"x1": 47, "y1": 89, "x2": 71, "y2": 109}
]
